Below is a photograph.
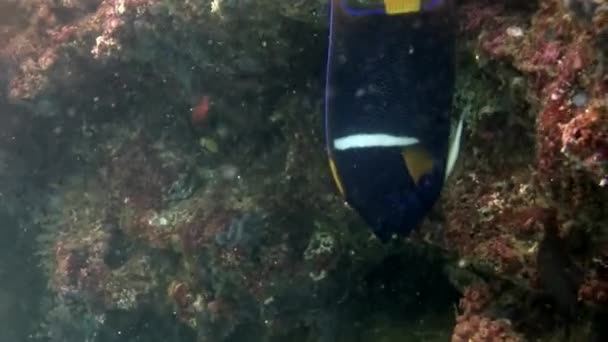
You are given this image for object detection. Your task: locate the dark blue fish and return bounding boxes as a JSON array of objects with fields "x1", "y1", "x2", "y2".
[{"x1": 324, "y1": 0, "x2": 461, "y2": 241}]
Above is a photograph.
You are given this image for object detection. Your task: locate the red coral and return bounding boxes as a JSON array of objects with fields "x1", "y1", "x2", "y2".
[
  {"x1": 460, "y1": 284, "x2": 493, "y2": 316},
  {"x1": 168, "y1": 281, "x2": 194, "y2": 313},
  {"x1": 177, "y1": 206, "x2": 233, "y2": 255},
  {"x1": 477, "y1": 237, "x2": 522, "y2": 274},
  {"x1": 48, "y1": 25, "x2": 77, "y2": 44},
  {"x1": 453, "y1": 284, "x2": 523, "y2": 341},
  {"x1": 206, "y1": 298, "x2": 231, "y2": 321},
  {"x1": 509, "y1": 207, "x2": 555, "y2": 236},
  {"x1": 107, "y1": 137, "x2": 167, "y2": 211},
  {"x1": 579, "y1": 279, "x2": 608, "y2": 306},
  {"x1": 458, "y1": 2, "x2": 504, "y2": 34},
  {"x1": 462, "y1": 0, "x2": 596, "y2": 194},
  {"x1": 536, "y1": 41, "x2": 589, "y2": 184},
  {"x1": 452, "y1": 314, "x2": 522, "y2": 342},
  {"x1": 105, "y1": 131, "x2": 195, "y2": 211},
  {"x1": 519, "y1": 40, "x2": 566, "y2": 88},
  {"x1": 560, "y1": 105, "x2": 608, "y2": 183},
  {"x1": 54, "y1": 241, "x2": 88, "y2": 294},
  {"x1": 52, "y1": 235, "x2": 111, "y2": 306},
  {"x1": 127, "y1": 210, "x2": 174, "y2": 249}
]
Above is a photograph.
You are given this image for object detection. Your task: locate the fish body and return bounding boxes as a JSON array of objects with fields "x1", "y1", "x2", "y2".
[
  {"x1": 324, "y1": 0, "x2": 458, "y2": 241},
  {"x1": 537, "y1": 224, "x2": 583, "y2": 318},
  {"x1": 191, "y1": 95, "x2": 210, "y2": 125}
]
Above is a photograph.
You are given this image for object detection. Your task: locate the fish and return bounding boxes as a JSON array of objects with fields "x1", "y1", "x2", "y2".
[
  {"x1": 536, "y1": 213, "x2": 583, "y2": 318},
  {"x1": 324, "y1": 0, "x2": 462, "y2": 241},
  {"x1": 191, "y1": 95, "x2": 210, "y2": 125}
]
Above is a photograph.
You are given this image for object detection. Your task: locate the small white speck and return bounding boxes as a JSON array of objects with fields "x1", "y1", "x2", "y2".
[
  {"x1": 115, "y1": 0, "x2": 126, "y2": 14},
  {"x1": 506, "y1": 26, "x2": 524, "y2": 37},
  {"x1": 309, "y1": 270, "x2": 327, "y2": 281},
  {"x1": 210, "y1": 0, "x2": 221, "y2": 13}
]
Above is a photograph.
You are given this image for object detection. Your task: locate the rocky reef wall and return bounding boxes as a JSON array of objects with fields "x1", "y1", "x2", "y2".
[{"x1": 0, "y1": 0, "x2": 607, "y2": 341}]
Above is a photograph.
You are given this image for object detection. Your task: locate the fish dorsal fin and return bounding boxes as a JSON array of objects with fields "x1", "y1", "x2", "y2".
[
  {"x1": 402, "y1": 145, "x2": 435, "y2": 184},
  {"x1": 384, "y1": 0, "x2": 421, "y2": 14},
  {"x1": 445, "y1": 112, "x2": 465, "y2": 181}
]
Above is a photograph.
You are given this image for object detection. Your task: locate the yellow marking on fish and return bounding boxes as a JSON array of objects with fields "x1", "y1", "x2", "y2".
[
  {"x1": 384, "y1": 0, "x2": 421, "y2": 14},
  {"x1": 402, "y1": 145, "x2": 434, "y2": 184},
  {"x1": 329, "y1": 158, "x2": 345, "y2": 196}
]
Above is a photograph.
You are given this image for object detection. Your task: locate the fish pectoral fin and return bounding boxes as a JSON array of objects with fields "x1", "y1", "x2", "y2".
[
  {"x1": 402, "y1": 145, "x2": 435, "y2": 184},
  {"x1": 445, "y1": 112, "x2": 465, "y2": 181}
]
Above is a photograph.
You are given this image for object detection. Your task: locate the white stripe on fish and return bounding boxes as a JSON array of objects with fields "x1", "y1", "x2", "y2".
[{"x1": 334, "y1": 134, "x2": 419, "y2": 150}]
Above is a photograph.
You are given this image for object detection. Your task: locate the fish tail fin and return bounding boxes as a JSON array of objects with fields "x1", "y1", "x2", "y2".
[{"x1": 445, "y1": 112, "x2": 465, "y2": 180}]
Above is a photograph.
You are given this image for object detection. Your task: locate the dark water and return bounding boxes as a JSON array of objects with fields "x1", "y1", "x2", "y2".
[{"x1": 0, "y1": 210, "x2": 45, "y2": 341}]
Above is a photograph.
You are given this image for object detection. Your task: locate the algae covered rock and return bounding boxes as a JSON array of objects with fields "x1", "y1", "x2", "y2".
[{"x1": 2, "y1": 0, "x2": 608, "y2": 341}]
